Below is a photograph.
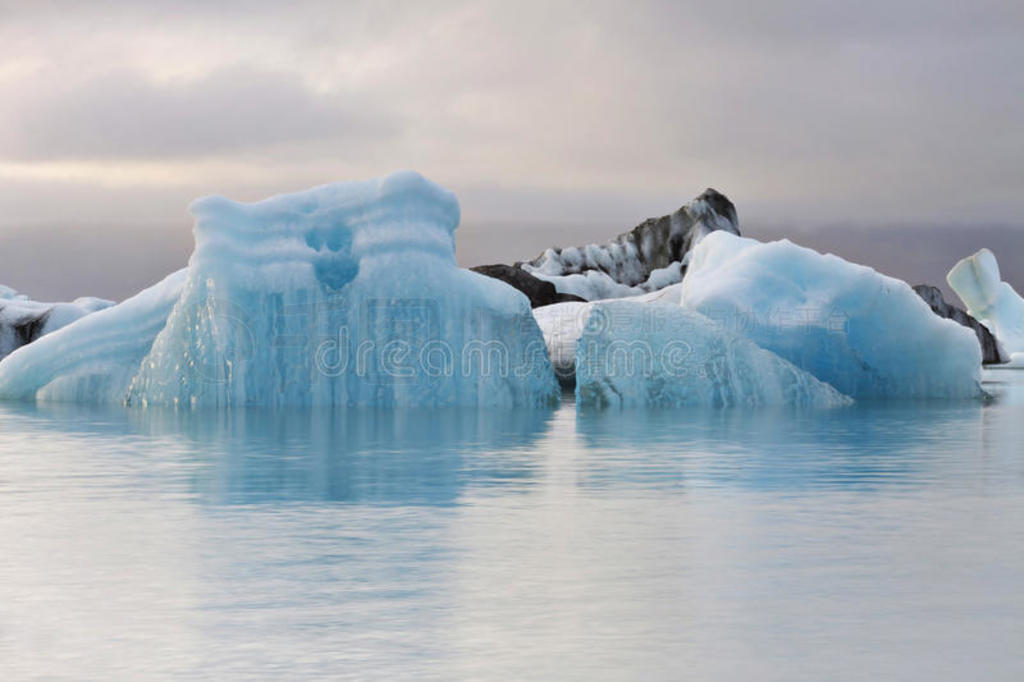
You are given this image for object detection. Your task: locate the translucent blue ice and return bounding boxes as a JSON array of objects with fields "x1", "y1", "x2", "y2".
[
  {"x1": 574, "y1": 300, "x2": 852, "y2": 408},
  {"x1": 125, "y1": 171, "x2": 558, "y2": 408},
  {"x1": 679, "y1": 232, "x2": 983, "y2": 400},
  {"x1": 0, "y1": 172, "x2": 558, "y2": 407}
]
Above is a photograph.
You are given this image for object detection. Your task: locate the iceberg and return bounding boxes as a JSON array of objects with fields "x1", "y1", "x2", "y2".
[
  {"x1": 947, "y1": 248, "x2": 1024, "y2": 364},
  {"x1": 0, "y1": 270, "x2": 187, "y2": 403},
  {"x1": 679, "y1": 232, "x2": 983, "y2": 400},
  {"x1": 575, "y1": 301, "x2": 852, "y2": 408},
  {"x1": 0, "y1": 287, "x2": 113, "y2": 360},
  {"x1": 124, "y1": 171, "x2": 558, "y2": 408},
  {"x1": 0, "y1": 173, "x2": 559, "y2": 408}
]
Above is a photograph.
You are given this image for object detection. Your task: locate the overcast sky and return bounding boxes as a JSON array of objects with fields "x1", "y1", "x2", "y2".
[{"x1": 1, "y1": 0, "x2": 1022, "y2": 299}]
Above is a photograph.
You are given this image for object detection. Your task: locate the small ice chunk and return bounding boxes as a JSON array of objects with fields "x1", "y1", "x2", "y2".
[
  {"x1": 0, "y1": 287, "x2": 115, "y2": 360},
  {"x1": 947, "y1": 248, "x2": 1024, "y2": 357}
]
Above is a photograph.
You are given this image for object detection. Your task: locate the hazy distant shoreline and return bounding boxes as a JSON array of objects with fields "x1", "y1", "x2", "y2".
[{"x1": 1, "y1": 221, "x2": 1021, "y2": 303}]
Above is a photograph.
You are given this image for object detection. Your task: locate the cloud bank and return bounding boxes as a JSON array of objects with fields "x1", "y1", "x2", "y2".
[{"x1": 0, "y1": 0, "x2": 1022, "y2": 296}]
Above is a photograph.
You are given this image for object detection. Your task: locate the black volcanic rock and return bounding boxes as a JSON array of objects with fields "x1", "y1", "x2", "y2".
[
  {"x1": 0, "y1": 305, "x2": 50, "y2": 357},
  {"x1": 913, "y1": 284, "x2": 1006, "y2": 364},
  {"x1": 521, "y1": 188, "x2": 739, "y2": 289},
  {"x1": 473, "y1": 188, "x2": 740, "y2": 304},
  {"x1": 471, "y1": 264, "x2": 586, "y2": 308}
]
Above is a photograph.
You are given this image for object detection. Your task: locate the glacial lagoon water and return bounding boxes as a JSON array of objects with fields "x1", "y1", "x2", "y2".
[{"x1": 1, "y1": 371, "x2": 1023, "y2": 680}]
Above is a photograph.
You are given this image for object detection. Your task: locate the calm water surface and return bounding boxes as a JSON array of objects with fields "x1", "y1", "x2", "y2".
[{"x1": 1, "y1": 371, "x2": 1023, "y2": 680}]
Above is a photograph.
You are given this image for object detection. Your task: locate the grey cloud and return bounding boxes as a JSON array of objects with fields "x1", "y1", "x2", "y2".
[
  {"x1": 0, "y1": 0, "x2": 1023, "y2": 232},
  {"x1": 631, "y1": 0, "x2": 1024, "y2": 44},
  {"x1": 2, "y1": 67, "x2": 398, "y2": 160}
]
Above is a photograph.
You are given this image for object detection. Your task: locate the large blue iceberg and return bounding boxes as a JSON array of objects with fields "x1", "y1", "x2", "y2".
[
  {"x1": 678, "y1": 232, "x2": 983, "y2": 399},
  {"x1": 0, "y1": 172, "x2": 559, "y2": 407}
]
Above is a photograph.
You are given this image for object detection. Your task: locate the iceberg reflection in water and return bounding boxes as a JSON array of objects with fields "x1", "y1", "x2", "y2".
[{"x1": 0, "y1": 372, "x2": 1022, "y2": 680}]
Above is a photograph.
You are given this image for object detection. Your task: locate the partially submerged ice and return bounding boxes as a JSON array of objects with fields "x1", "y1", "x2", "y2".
[
  {"x1": 0, "y1": 287, "x2": 113, "y2": 360},
  {"x1": 1, "y1": 176, "x2": 994, "y2": 409},
  {"x1": 0, "y1": 270, "x2": 187, "y2": 403},
  {"x1": 947, "y1": 248, "x2": 1024, "y2": 364},
  {"x1": 126, "y1": 171, "x2": 558, "y2": 408},
  {"x1": 678, "y1": 232, "x2": 983, "y2": 400},
  {"x1": 574, "y1": 301, "x2": 851, "y2": 408},
  {"x1": 0, "y1": 172, "x2": 559, "y2": 407}
]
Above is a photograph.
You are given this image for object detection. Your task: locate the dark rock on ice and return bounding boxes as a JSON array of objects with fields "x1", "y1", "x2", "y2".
[
  {"x1": 470, "y1": 264, "x2": 586, "y2": 307},
  {"x1": 0, "y1": 286, "x2": 114, "y2": 361},
  {"x1": 474, "y1": 188, "x2": 740, "y2": 303},
  {"x1": 913, "y1": 284, "x2": 1006, "y2": 365}
]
